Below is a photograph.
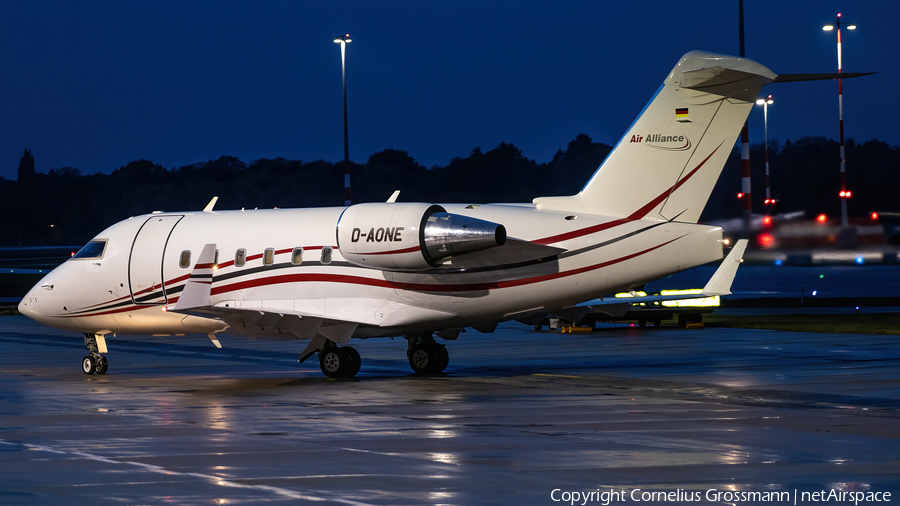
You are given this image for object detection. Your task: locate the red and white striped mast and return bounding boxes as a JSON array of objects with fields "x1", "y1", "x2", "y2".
[
  {"x1": 738, "y1": 0, "x2": 752, "y2": 238},
  {"x1": 823, "y1": 14, "x2": 856, "y2": 230}
]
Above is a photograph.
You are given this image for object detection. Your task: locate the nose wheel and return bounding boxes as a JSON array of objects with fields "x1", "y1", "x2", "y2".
[
  {"x1": 82, "y1": 333, "x2": 108, "y2": 375},
  {"x1": 81, "y1": 355, "x2": 108, "y2": 375}
]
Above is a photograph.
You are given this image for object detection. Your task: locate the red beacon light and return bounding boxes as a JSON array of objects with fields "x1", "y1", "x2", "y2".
[
  {"x1": 816, "y1": 213, "x2": 828, "y2": 224},
  {"x1": 757, "y1": 233, "x2": 775, "y2": 249},
  {"x1": 762, "y1": 216, "x2": 773, "y2": 226},
  {"x1": 737, "y1": 192, "x2": 745, "y2": 199},
  {"x1": 871, "y1": 212, "x2": 879, "y2": 220},
  {"x1": 839, "y1": 190, "x2": 852, "y2": 198}
]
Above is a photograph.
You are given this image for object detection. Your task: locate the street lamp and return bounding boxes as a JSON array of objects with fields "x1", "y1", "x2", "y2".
[
  {"x1": 755, "y1": 95, "x2": 775, "y2": 206},
  {"x1": 334, "y1": 34, "x2": 352, "y2": 206},
  {"x1": 823, "y1": 14, "x2": 856, "y2": 238}
]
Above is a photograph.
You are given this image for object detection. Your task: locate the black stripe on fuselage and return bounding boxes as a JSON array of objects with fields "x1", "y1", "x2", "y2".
[
  {"x1": 556, "y1": 221, "x2": 670, "y2": 259},
  {"x1": 70, "y1": 223, "x2": 668, "y2": 315}
]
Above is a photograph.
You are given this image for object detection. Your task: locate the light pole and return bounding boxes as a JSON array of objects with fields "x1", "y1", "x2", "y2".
[
  {"x1": 823, "y1": 14, "x2": 856, "y2": 242},
  {"x1": 755, "y1": 95, "x2": 774, "y2": 207},
  {"x1": 334, "y1": 33, "x2": 352, "y2": 206}
]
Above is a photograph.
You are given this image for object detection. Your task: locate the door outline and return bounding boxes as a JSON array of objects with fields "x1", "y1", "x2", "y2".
[{"x1": 128, "y1": 215, "x2": 184, "y2": 305}]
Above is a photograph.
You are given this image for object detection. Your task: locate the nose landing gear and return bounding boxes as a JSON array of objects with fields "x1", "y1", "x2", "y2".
[{"x1": 82, "y1": 333, "x2": 108, "y2": 375}]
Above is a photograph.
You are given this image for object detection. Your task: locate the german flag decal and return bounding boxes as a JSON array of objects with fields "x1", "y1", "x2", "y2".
[{"x1": 675, "y1": 108, "x2": 689, "y2": 118}]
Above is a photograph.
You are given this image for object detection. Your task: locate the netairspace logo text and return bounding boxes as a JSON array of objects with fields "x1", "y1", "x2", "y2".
[{"x1": 550, "y1": 488, "x2": 892, "y2": 505}]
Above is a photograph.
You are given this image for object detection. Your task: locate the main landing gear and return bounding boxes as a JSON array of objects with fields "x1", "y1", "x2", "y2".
[
  {"x1": 81, "y1": 333, "x2": 108, "y2": 375},
  {"x1": 318, "y1": 341, "x2": 361, "y2": 379},
  {"x1": 406, "y1": 334, "x2": 449, "y2": 375}
]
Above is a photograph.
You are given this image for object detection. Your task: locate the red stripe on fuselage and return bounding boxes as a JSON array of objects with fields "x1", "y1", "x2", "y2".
[
  {"x1": 533, "y1": 143, "x2": 723, "y2": 245},
  {"x1": 533, "y1": 218, "x2": 631, "y2": 246},
  {"x1": 363, "y1": 245, "x2": 421, "y2": 256},
  {"x1": 210, "y1": 236, "x2": 684, "y2": 295}
]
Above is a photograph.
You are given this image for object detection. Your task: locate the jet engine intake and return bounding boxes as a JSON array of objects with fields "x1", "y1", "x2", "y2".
[{"x1": 336, "y1": 203, "x2": 506, "y2": 270}]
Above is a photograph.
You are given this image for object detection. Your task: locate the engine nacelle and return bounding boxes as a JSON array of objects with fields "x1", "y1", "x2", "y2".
[{"x1": 336, "y1": 203, "x2": 506, "y2": 270}]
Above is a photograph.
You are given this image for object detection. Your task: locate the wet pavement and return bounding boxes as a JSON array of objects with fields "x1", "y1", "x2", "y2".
[{"x1": 1, "y1": 316, "x2": 899, "y2": 505}]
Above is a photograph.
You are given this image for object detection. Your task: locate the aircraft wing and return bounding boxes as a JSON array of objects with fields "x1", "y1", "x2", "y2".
[
  {"x1": 168, "y1": 244, "x2": 364, "y2": 344},
  {"x1": 168, "y1": 244, "x2": 460, "y2": 361},
  {"x1": 572, "y1": 239, "x2": 747, "y2": 317}
]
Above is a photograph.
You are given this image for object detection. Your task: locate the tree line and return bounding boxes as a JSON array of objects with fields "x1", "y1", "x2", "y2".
[{"x1": 1, "y1": 134, "x2": 898, "y2": 246}]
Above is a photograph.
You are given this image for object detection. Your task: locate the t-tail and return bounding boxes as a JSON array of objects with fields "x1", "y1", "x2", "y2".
[{"x1": 534, "y1": 51, "x2": 776, "y2": 223}]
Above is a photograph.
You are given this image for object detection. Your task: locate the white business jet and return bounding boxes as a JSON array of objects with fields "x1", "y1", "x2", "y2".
[{"x1": 19, "y1": 50, "x2": 770, "y2": 378}]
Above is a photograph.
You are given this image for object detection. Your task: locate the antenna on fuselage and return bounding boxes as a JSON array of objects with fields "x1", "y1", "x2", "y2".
[{"x1": 203, "y1": 196, "x2": 219, "y2": 212}]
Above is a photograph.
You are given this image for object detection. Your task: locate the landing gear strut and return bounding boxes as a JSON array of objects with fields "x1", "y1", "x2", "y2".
[
  {"x1": 82, "y1": 333, "x2": 108, "y2": 375},
  {"x1": 406, "y1": 334, "x2": 449, "y2": 375},
  {"x1": 318, "y1": 341, "x2": 361, "y2": 379}
]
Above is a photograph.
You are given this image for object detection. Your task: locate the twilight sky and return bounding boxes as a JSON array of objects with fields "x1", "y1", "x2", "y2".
[{"x1": 0, "y1": 0, "x2": 897, "y2": 180}]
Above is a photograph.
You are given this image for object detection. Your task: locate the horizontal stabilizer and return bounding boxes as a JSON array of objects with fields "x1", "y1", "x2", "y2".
[{"x1": 773, "y1": 72, "x2": 874, "y2": 83}]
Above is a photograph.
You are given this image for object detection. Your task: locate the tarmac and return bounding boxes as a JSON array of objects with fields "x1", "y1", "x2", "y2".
[{"x1": 0, "y1": 316, "x2": 899, "y2": 505}]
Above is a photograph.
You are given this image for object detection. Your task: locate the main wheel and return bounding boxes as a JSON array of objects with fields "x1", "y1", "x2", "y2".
[
  {"x1": 319, "y1": 349, "x2": 344, "y2": 378},
  {"x1": 409, "y1": 344, "x2": 438, "y2": 374},
  {"x1": 342, "y1": 347, "x2": 361, "y2": 377},
  {"x1": 82, "y1": 356, "x2": 96, "y2": 375},
  {"x1": 433, "y1": 344, "x2": 449, "y2": 373},
  {"x1": 533, "y1": 324, "x2": 542, "y2": 331},
  {"x1": 96, "y1": 356, "x2": 108, "y2": 375}
]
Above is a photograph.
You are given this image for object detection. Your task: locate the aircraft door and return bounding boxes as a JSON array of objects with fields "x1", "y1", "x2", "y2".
[{"x1": 128, "y1": 215, "x2": 184, "y2": 305}]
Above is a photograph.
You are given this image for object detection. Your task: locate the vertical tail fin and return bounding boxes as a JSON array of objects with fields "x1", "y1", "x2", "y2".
[{"x1": 534, "y1": 51, "x2": 775, "y2": 223}]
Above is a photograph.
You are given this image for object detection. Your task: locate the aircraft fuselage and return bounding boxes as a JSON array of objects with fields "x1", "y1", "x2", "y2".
[{"x1": 19, "y1": 203, "x2": 723, "y2": 339}]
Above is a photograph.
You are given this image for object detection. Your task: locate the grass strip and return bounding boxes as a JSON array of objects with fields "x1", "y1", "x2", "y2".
[{"x1": 704, "y1": 313, "x2": 900, "y2": 335}]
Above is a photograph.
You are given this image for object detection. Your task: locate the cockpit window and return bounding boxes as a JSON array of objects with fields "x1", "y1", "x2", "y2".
[{"x1": 72, "y1": 240, "x2": 107, "y2": 260}]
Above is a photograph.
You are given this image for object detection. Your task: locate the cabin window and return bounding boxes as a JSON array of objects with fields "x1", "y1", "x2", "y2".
[
  {"x1": 179, "y1": 250, "x2": 191, "y2": 268},
  {"x1": 72, "y1": 240, "x2": 107, "y2": 260},
  {"x1": 263, "y1": 248, "x2": 275, "y2": 266},
  {"x1": 291, "y1": 247, "x2": 304, "y2": 265},
  {"x1": 321, "y1": 246, "x2": 333, "y2": 265},
  {"x1": 235, "y1": 249, "x2": 246, "y2": 267}
]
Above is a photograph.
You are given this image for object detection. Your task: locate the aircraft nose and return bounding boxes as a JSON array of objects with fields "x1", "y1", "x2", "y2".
[{"x1": 17, "y1": 292, "x2": 40, "y2": 320}]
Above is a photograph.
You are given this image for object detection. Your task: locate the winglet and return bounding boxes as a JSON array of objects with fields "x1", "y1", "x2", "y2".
[
  {"x1": 702, "y1": 239, "x2": 747, "y2": 296},
  {"x1": 203, "y1": 196, "x2": 219, "y2": 212},
  {"x1": 386, "y1": 190, "x2": 400, "y2": 203},
  {"x1": 174, "y1": 244, "x2": 217, "y2": 310}
]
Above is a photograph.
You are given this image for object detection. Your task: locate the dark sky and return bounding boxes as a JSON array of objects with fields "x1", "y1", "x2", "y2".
[{"x1": 1, "y1": 0, "x2": 897, "y2": 180}]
